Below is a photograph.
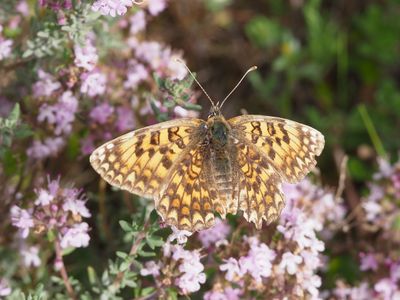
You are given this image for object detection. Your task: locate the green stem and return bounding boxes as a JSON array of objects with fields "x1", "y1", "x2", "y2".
[{"x1": 358, "y1": 104, "x2": 386, "y2": 158}]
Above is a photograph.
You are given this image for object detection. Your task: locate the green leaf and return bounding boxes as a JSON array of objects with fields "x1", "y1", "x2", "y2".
[
  {"x1": 62, "y1": 246, "x2": 76, "y2": 256},
  {"x1": 87, "y1": 266, "x2": 99, "y2": 285},
  {"x1": 116, "y1": 251, "x2": 128, "y2": 259},
  {"x1": 119, "y1": 220, "x2": 132, "y2": 232},
  {"x1": 137, "y1": 249, "x2": 156, "y2": 257}
]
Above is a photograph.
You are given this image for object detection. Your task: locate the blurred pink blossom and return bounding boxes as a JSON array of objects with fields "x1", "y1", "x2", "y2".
[
  {"x1": 197, "y1": 218, "x2": 230, "y2": 248},
  {"x1": 147, "y1": 0, "x2": 167, "y2": 16},
  {"x1": 10, "y1": 206, "x2": 34, "y2": 238},
  {"x1": 124, "y1": 61, "x2": 148, "y2": 89},
  {"x1": 74, "y1": 40, "x2": 99, "y2": 71},
  {"x1": 130, "y1": 10, "x2": 146, "y2": 34},
  {"x1": 90, "y1": 102, "x2": 114, "y2": 124},
  {"x1": 0, "y1": 39, "x2": 13, "y2": 61},
  {"x1": 204, "y1": 287, "x2": 242, "y2": 300},
  {"x1": 360, "y1": 252, "x2": 378, "y2": 271},
  {"x1": 20, "y1": 246, "x2": 41, "y2": 268},
  {"x1": 116, "y1": 107, "x2": 136, "y2": 132},
  {"x1": 16, "y1": 0, "x2": 29, "y2": 16},
  {"x1": 140, "y1": 261, "x2": 161, "y2": 277},
  {"x1": 33, "y1": 69, "x2": 61, "y2": 98},
  {"x1": 0, "y1": 279, "x2": 11, "y2": 297},
  {"x1": 27, "y1": 137, "x2": 65, "y2": 159},
  {"x1": 80, "y1": 72, "x2": 107, "y2": 97},
  {"x1": 92, "y1": 0, "x2": 140, "y2": 17}
]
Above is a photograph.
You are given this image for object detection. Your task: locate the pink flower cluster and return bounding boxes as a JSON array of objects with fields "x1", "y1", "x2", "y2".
[
  {"x1": 140, "y1": 227, "x2": 206, "y2": 295},
  {"x1": 331, "y1": 157, "x2": 400, "y2": 299},
  {"x1": 204, "y1": 179, "x2": 346, "y2": 299},
  {"x1": 92, "y1": 0, "x2": 167, "y2": 17},
  {"x1": 361, "y1": 158, "x2": 400, "y2": 230},
  {"x1": 11, "y1": 176, "x2": 91, "y2": 252}
]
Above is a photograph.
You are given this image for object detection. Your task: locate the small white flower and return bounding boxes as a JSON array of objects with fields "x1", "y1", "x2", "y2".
[
  {"x1": 35, "y1": 189, "x2": 54, "y2": 206},
  {"x1": 60, "y1": 222, "x2": 90, "y2": 249},
  {"x1": 21, "y1": 246, "x2": 41, "y2": 268},
  {"x1": 168, "y1": 226, "x2": 192, "y2": 244},
  {"x1": 279, "y1": 251, "x2": 303, "y2": 275}
]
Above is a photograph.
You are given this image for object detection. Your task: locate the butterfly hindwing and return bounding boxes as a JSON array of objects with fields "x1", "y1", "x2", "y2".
[
  {"x1": 228, "y1": 115, "x2": 325, "y2": 183},
  {"x1": 156, "y1": 147, "x2": 217, "y2": 231},
  {"x1": 90, "y1": 118, "x2": 205, "y2": 198}
]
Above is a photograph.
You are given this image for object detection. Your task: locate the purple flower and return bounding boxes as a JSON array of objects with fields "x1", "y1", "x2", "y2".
[
  {"x1": 33, "y1": 69, "x2": 61, "y2": 98},
  {"x1": 130, "y1": 10, "x2": 146, "y2": 34},
  {"x1": 279, "y1": 251, "x2": 303, "y2": 275},
  {"x1": 362, "y1": 199, "x2": 382, "y2": 221},
  {"x1": 37, "y1": 90, "x2": 78, "y2": 135},
  {"x1": 175, "y1": 270, "x2": 206, "y2": 294},
  {"x1": 168, "y1": 226, "x2": 193, "y2": 245},
  {"x1": 92, "y1": 0, "x2": 139, "y2": 17},
  {"x1": 10, "y1": 206, "x2": 34, "y2": 238},
  {"x1": 16, "y1": 0, "x2": 29, "y2": 16},
  {"x1": 140, "y1": 261, "x2": 161, "y2": 277},
  {"x1": 20, "y1": 246, "x2": 41, "y2": 267},
  {"x1": 204, "y1": 287, "x2": 242, "y2": 300},
  {"x1": 35, "y1": 189, "x2": 54, "y2": 206},
  {"x1": 147, "y1": 0, "x2": 167, "y2": 16},
  {"x1": 0, "y1": 38, "x2": 13, "y2": 60},
  {"x1": 89, "y1": 102, "x2": 114, "y2": 124},
  {"x1": 374, "y1": 278, "x2": 398, "y2": 300},
  {"x1": 175, "y1": 249, "x2": 206, "y2": 294},
  {"x1": 62, "y1": 195, "x2": 91, "y2": 218},
  {"x1": 360, "y1": 252, "x2": 378, "y2": 271},
  {"x1": 27, "y1": 137, "x2": 65, "y2": 159},
  {"x1": 197, "y1": 218, "x2": 230, "y2": 248},
  {"x1": 0, "y1": 279, "x2": 11, "y2": 297},
  {"x1": 220, "y1": 258, "x2": 243, "y2": 281},
  {"x1": 74, "y1": 40, "x2": 98, "y2": 71},
  {"x1": 124, "y1": 62, "x2": 148, "y2": 89},
  {"x1": 116, "y1": 107, "x2": 135, "y2": 132},
  {"x1": 239, "y1": 241, "x2": 276, "y2": 282},
  {"x1": 80, "y1": 135, "x2": 95, "y2": 155},
  {"x1": 80, "y1": 72, "x2": 107, "y2": 97},
  {"x1": 60, "y1": 222, "x2": 90, "y2": 249}
]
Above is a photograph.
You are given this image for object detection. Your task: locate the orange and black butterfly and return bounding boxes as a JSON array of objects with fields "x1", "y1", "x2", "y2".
[{"x1": 90, "y1": 65, "x2": 324, "y2": 232}]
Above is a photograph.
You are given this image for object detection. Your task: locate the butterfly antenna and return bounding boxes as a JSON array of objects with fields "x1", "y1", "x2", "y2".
[
  {"x1": 219, "y1": 66, "x2": 258, "y2": 109},
  {"x1": 175, "y1": 58, "x2": 217, "y2": 109}
]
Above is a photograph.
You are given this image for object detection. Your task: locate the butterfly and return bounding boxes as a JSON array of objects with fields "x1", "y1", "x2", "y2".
[{"x1": 90, "y1": 64, "x2": 325, "y2": 232}]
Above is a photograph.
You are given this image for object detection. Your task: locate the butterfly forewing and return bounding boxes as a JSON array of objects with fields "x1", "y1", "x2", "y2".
[
  {"x1": 228, "y1": 115, "x2": 325, "y2": 183},
  {"x1": 89, "y1": 118, "x2": 205, "y2": 198}
]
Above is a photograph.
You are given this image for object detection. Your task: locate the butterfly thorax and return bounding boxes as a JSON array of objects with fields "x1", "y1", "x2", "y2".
[{"x1": 206, "y1": 115, "x2": 231, "y2": 148}]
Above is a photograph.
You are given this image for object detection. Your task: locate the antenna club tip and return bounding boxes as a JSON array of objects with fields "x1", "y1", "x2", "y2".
[{"x1": 251, "y1": 66, "x2": 258, "y2": 71}]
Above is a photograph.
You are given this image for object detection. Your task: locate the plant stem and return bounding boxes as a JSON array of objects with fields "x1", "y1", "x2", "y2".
[
  {"x1": 358, "y1": 104, "x2": 387, "y2": 158},
  {"x1": 55, "y1": 240, "x2": 77, "y2": 300},
  {"x1": 112, "y1": 219, "x2": 150, "y2": 289}
]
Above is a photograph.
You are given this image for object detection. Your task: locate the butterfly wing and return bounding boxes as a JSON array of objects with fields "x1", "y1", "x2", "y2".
[
  {"x1": 90, "y1": 118, "x2": 205, "y2": 198},
  {"x1": 227, "y1": 115, "x2": 325, "y2": 228},
  {"x1": 230, "y1": 138, "x2": 285, "y2": 229},
  {"x1": 156, "y1": 146, "x2": 218, "y2": 231},
  {"x1": 228, "y1": 115, "x2": 325, "y2": 183}
]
